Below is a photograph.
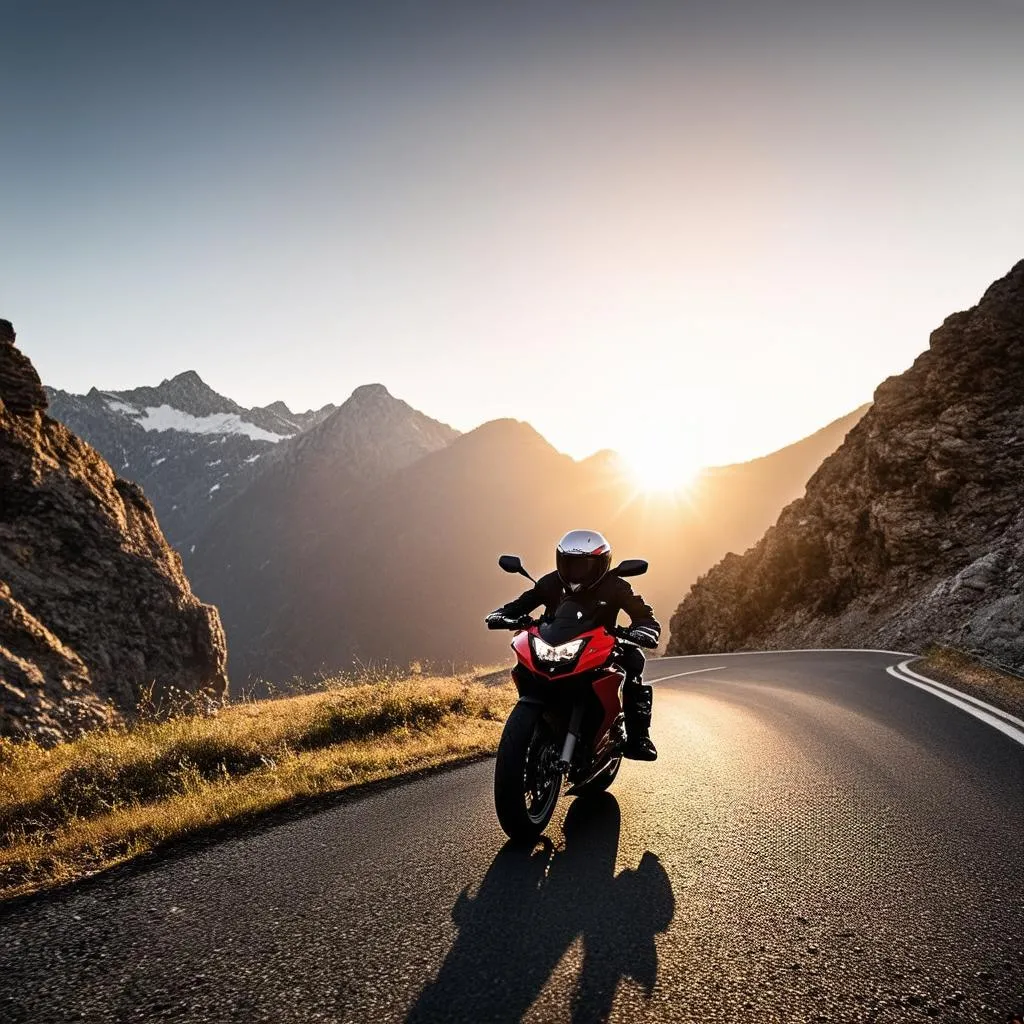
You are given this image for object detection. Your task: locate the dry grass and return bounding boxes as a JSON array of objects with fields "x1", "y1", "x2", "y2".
[
  {"x1": 918, "y1": 646, "x2": 1024, "y2": 722},
  {"x1": 0, "y1": 672, "x2": 515, "y2": 901}
]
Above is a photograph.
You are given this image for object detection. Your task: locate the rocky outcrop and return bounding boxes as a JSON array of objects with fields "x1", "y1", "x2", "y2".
[
  {"x1": 667, "y1": 260, "x2": 1024, "y2": 670},
  {"x1": 0, "y1": 320, "x2": 47, "y2": 416},
  {"x1": 0, "y1": 582, "x2": 112, "y2": 743},
  {"x1": 1, "y1": 324, "x2": 228, "y2": 744}
]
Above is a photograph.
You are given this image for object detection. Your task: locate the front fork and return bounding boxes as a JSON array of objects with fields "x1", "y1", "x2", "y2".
[{"x1": 556, "y1": 702, "x2": 585, "y2": 773}]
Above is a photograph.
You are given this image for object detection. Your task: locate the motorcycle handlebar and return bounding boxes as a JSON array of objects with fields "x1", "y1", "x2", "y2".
[
  {"x1": 491, "y1": 618, "x2": 637, "y2": 641},
  {"x1": 488, "y1": 615, "x2": 536, "y2": 631}
]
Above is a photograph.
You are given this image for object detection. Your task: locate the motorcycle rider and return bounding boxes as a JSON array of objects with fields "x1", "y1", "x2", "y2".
[{"x1": 486, "y1": 529, "x2": 660, "y2": 761}]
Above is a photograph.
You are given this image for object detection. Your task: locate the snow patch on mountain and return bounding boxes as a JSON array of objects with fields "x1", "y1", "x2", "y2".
[
  {"x1": 102, "y1": 396, "x2": 136, "y2": 414},
  {"x1": 133, "y1": 405, "x2": 289, "y2": 443},
  {"x1": 46, "y1": 372, "x2": 334, "y2": 548}
]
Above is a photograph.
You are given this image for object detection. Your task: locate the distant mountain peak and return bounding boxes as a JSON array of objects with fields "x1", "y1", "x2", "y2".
[
  {"x1": 165, "y1": 369, "x2": 207, "y2": 387},
  {"x1": 151, "y1": 370, "x2": 231, "y2": 412},
  {"x1": 260, "y1": 400, "x2": 293, "y2": 417},
  {"x1": 459, "y1": 418, "x2": 552, "y2": 450},
  {"x1": 45, "y1": 371, "x2": 336, "y2": 548},
  {"x1": 300, "y1": 383, "x2": 457, "y2": 460},
  {"x1": 346, "y1": 383, "x2": 393, "y2": 404}
]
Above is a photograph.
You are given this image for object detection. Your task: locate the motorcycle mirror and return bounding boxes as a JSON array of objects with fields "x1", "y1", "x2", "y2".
[
  {"x1": 612, "y1": 558, "x2": 648, "y2": 578},
  {"x1": 498, "y1": 554, "x2": 536, "y2": 583}
]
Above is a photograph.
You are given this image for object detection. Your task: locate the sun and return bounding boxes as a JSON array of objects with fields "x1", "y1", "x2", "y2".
[{"x1": 623, "y1": 446, "x2": 703, "y2": 496}]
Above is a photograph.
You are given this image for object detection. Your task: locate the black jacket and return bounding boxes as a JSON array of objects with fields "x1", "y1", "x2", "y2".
[{"x1": 495, "y1": 571, "x2": 660, "y2": 638}]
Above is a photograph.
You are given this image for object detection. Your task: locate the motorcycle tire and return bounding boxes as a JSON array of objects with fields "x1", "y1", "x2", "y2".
[
  {"x1": 572, "y1": 755, "x2": 622, "y2": 798},
  {"x1": 494, "y1": 702, "x2": 561, "y2": 841}
]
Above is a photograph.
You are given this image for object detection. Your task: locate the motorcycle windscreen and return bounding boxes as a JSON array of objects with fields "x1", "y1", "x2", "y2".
[{"x1": 539, "y1": 599, "x2": 604, "y2": 645}]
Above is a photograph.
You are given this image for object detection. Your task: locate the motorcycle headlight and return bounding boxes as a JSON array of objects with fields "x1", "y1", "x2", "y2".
[{"x1": 531, "y1": 636, "x2": 586, "y2": 664}]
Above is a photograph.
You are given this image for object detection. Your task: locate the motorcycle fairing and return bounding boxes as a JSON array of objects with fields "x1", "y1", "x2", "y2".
[
  {"x1": 590, "y1": 670, "x2": 625, "y2": 757},
  {"x1": 511, "y1": 624, "x2": 616, "y2": 678}
]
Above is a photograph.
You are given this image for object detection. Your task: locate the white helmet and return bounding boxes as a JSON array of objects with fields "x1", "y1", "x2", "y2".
[{"x1": 556, "y1": 530, "x2": 612, "y2": 591}]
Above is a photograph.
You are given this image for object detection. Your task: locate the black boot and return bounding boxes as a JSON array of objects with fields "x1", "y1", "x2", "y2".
[
  {"x1": 624, "y1": 732, "x2": 658, "y2": 761},
  {"x1": 623, "y1": 683, "x2": 658, "y2": 761}
]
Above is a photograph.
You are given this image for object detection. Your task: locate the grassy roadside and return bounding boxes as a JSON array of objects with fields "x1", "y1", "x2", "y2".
[
  {"x1": 0, "y1": 673, "x2": 515, "y2": 901},
  {"x1": 916, "y1": 646, "x2": 1024, "y2": 722}
]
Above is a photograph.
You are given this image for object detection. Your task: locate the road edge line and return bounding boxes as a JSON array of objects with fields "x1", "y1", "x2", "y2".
[
  {"x1": 898, "y1": 660, "x2": 1024, "y2": 730},
  {"x1": 657, "y1": 648, "x2": 917, "y2": 661},
  {"x1": 886, "y1": 663, "x2": 1024, "y2": 749}
]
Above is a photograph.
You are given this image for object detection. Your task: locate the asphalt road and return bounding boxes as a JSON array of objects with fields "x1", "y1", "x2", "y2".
[{"x1": 2, "y1": 651, "x2": 1023, "y2": 1024}]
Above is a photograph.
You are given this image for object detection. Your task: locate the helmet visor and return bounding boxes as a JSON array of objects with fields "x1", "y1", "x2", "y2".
[{"x1": 557, "y1": 551, "x2": 609, "y2": 589}]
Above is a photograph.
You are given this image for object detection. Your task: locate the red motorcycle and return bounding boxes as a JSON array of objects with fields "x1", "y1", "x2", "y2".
[{"x1": 489, "y1": 553, "x2": 650, "y2": 840}]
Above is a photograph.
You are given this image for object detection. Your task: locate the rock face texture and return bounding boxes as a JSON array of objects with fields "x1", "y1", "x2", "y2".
[
  {"x1": 0, "y1": 323, "x2": 228, "y2": 743},
  {"x1": 0, "y1": 320, "x2": 47, "y2": 416},
  {"x1": 667, "y1": 261, "x2": 1024, "y2": 670},
  {"x1": 46, "y1": 373, "x2": 336, "y2": 548}
]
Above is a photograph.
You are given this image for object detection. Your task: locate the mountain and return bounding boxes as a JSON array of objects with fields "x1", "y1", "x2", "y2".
[
  {"x1": 183, "y1": 384, "x2": 460, "y2": 681},
  {"x1": 0, "y1": 322, "x2": 227, "y2": 744},
  {"x1": 186, "y1": 389, "x2": 864, "y2": 684},
  {"x1": 667, "y1": 260, "x2": 1024, "y2": 670},
  {"x1": 46, "y1": 373, "x2": 336, "y2": 547},
  {"x1": 685, "y1": 405, "x2": 869, "y2": 548}
]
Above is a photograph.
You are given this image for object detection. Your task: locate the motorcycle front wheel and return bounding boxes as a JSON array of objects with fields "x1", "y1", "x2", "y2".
[
  {"x1": 572, "y1": 755, "x2": 622, "y2": 798},
  {"x1": 494, "y1": 702, "x2": 562, "y2": 841}
]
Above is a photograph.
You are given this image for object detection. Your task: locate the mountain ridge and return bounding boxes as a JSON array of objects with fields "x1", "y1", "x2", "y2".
[
  {"x1": 45, "y1": 354, "x2": 870, "y2": 687},
  {"x1": 182, "y1": 385, "x2": 461, "y2": 682},
  {"x1": 46, "y1": 370, "x2": 339, "y2": 546},
  {"x1": 185, "y1": 397, "x2": 866, "y2": 684}
]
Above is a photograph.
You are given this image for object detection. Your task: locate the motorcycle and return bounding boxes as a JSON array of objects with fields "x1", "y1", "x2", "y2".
[{"x1": 488, "y1": 553, "x2": 650, "y2": 840}]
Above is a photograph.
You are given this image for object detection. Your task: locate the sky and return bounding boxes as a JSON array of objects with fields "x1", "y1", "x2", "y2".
[{"x1": 2, "y1": 0, "x2": 1023, "y2": 483}]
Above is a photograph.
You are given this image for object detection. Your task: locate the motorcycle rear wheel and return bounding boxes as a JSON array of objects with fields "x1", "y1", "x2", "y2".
[{"x1": 494, "y1": 703, "x2": 561, "y2": 841}]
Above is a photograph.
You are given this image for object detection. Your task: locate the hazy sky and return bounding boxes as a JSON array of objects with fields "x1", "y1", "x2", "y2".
[{"x1": 3, "y1": 1, "x2": 1023, "y2": 479}]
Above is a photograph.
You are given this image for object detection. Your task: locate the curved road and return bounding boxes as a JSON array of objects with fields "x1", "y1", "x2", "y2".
[{"x1": 2, "y1": 651, "x2": 1023, "y2": 1023}]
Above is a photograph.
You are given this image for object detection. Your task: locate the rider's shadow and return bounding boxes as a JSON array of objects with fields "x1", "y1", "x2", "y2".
[{"x1": 406, "y1": 794, "x2": 675, "y2": 1024}]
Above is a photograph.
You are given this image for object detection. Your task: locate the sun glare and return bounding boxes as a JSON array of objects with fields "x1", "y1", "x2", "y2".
[{"x1": 625, "y1": 447, "x2": 702, "y2": 496}]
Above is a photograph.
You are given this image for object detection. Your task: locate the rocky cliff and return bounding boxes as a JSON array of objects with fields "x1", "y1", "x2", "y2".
[
  {"x1": 667, "y1": 261, "x2": 1024, "y2": 669},
  {"x1": 0, "y1": 322, "x2": 228, "y2": 743}
]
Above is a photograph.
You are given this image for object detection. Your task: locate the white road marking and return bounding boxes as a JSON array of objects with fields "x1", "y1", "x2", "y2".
[
  {"x1": 652, "y1": 666, "x2": 729, "y2": 683},
  {"x1": 894, "y1": 660, "x2": 1024, "y2": 729},
  {"x1": 654, "y1": 649, "x2": 1023, "y2": 748},
  {"x1": 886, "y1": 662, "x2": 1024, "y2": 749},
  {"x1": 656, "y1": 648, "x2": 916, "y2": 660}
]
